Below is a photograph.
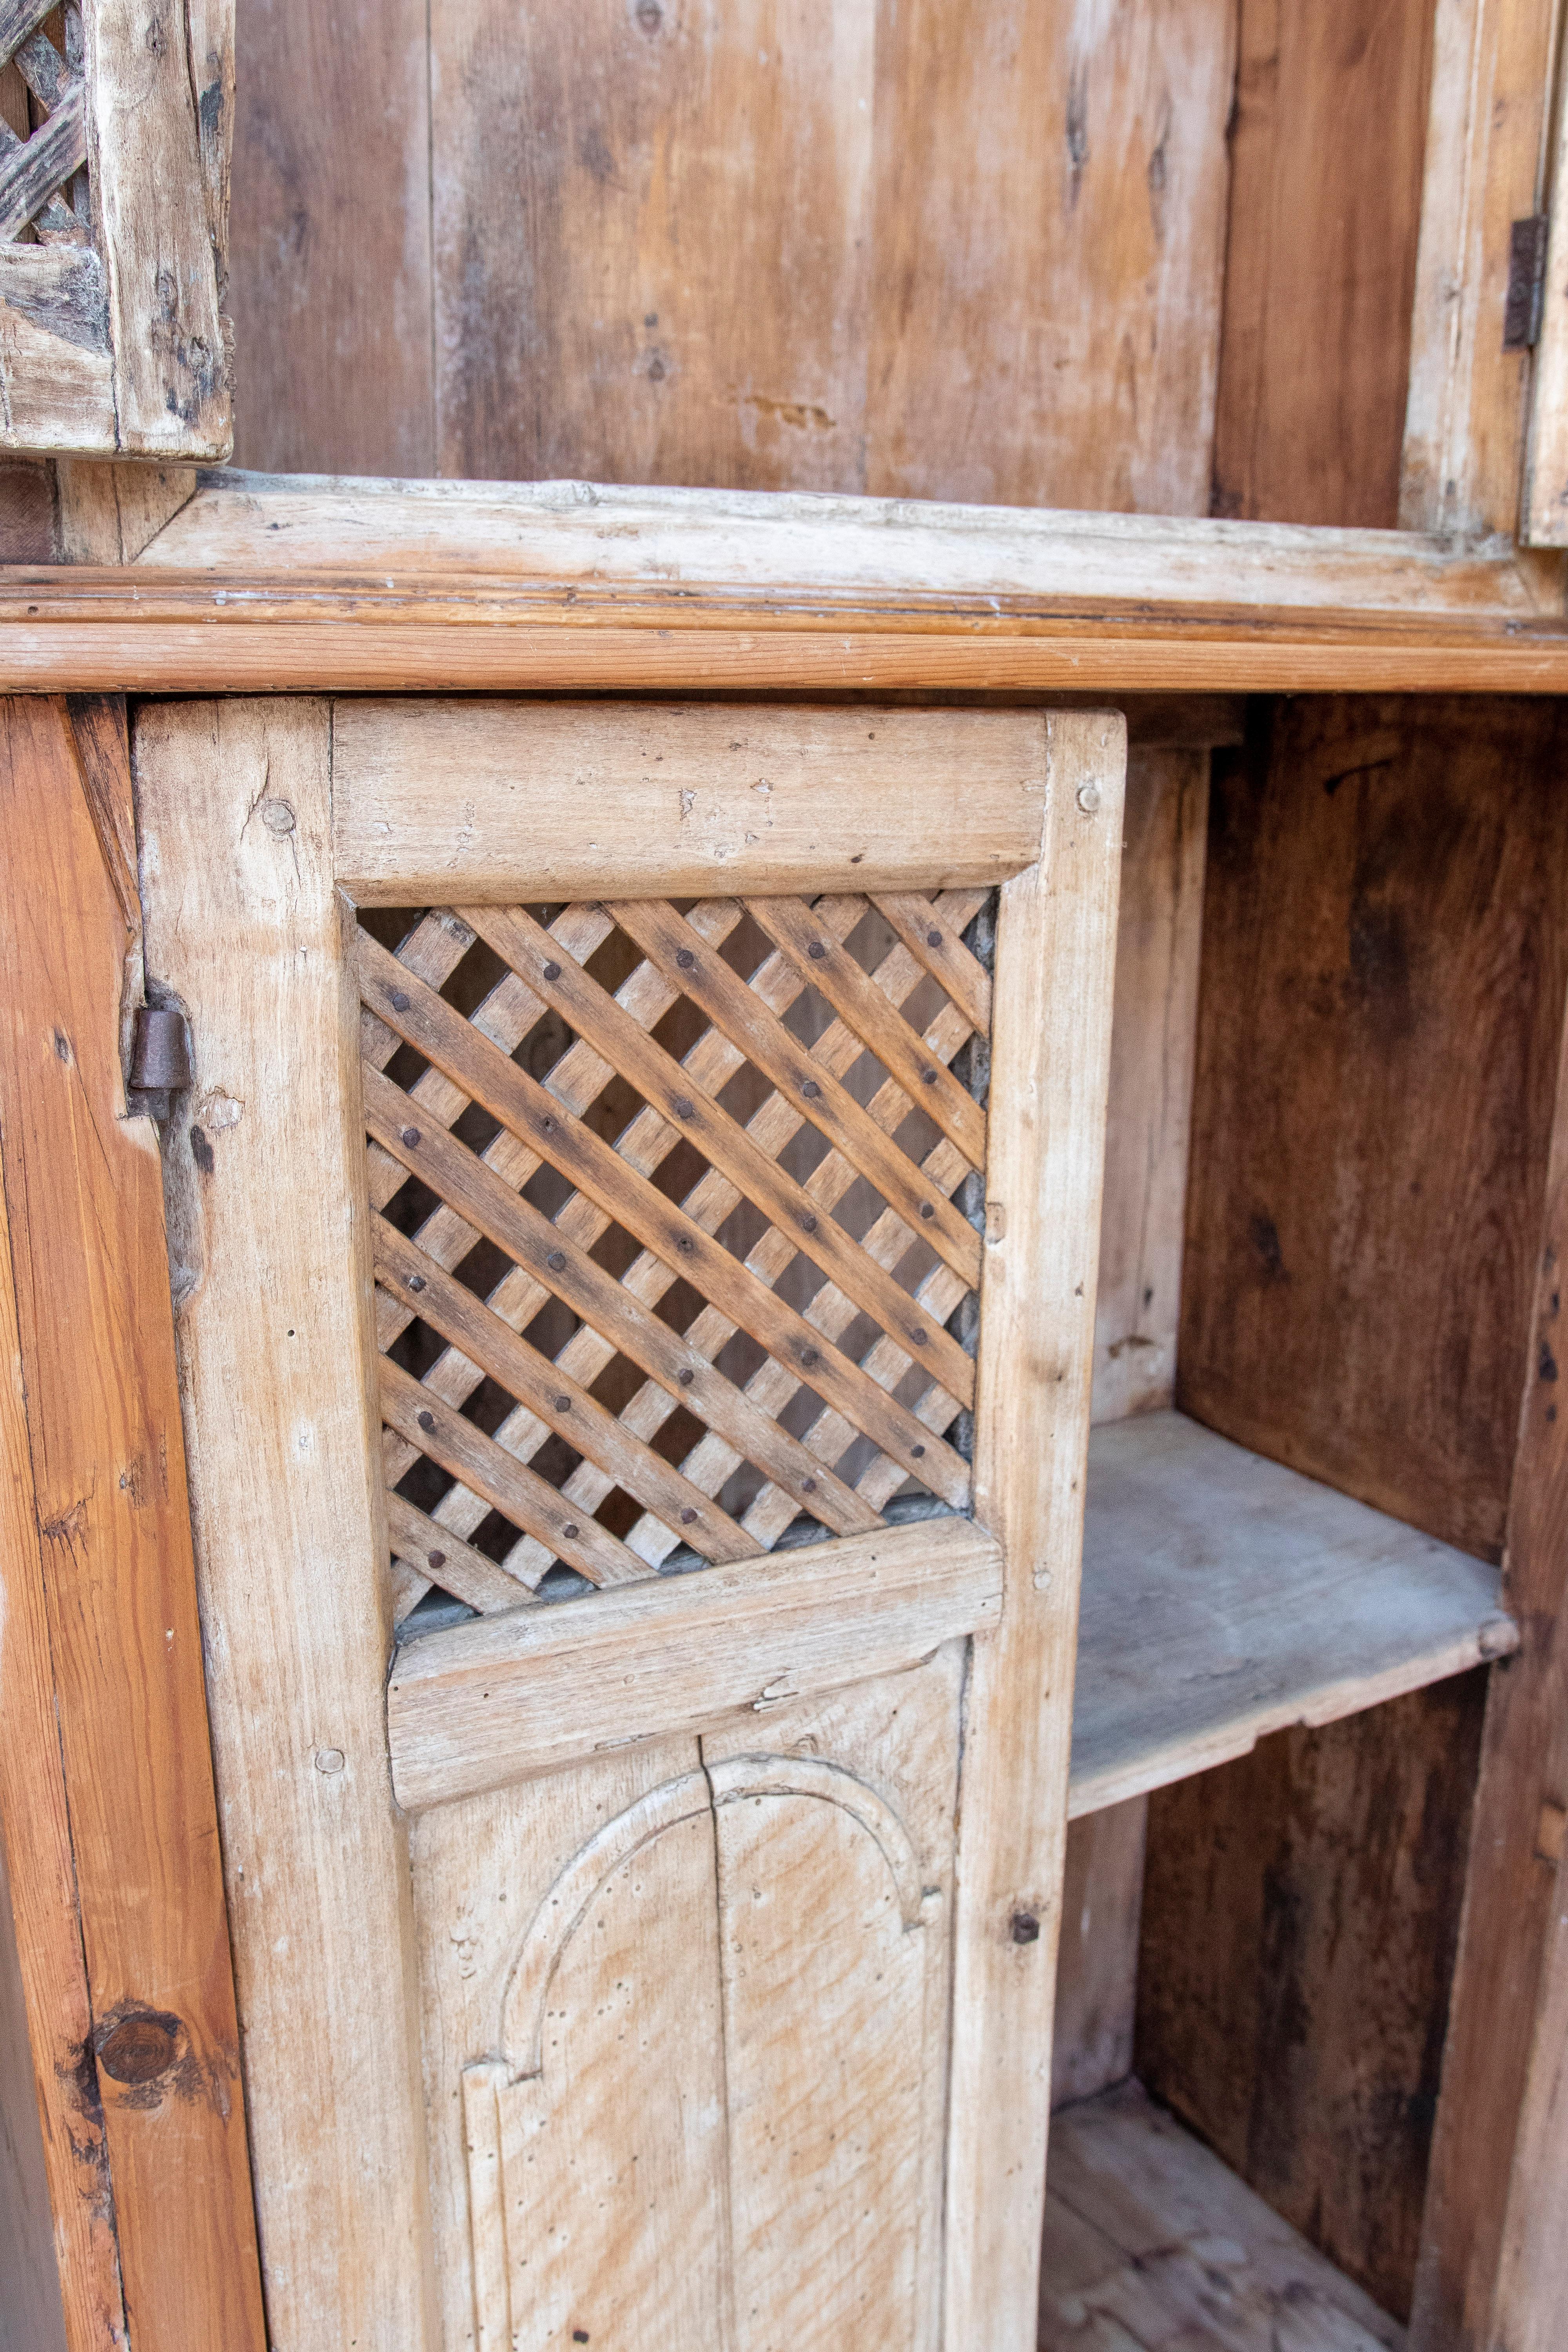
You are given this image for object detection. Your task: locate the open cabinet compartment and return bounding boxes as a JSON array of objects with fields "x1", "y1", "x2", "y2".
[{"x1": 1043, "y1": 689, "x2": 1568, "y2": 2346}]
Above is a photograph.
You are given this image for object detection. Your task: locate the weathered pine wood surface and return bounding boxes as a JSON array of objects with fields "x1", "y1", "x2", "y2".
[
  {"x1": 1401, "y1": 0, "x2": 1560, "y2": 541},
  {"x1": 1411, "y1": 931, "x2": 1568, "y2": 2348},
  {"x1": 134, "y1": 700, "x2": 437, "y2": 2352},
  {"x1": 0, "y1": 0, "x2": 232, "y2": 456},
  {"x1": 944, "y1": 710, "x2": 1125, "y2": 2344},
  {"x1": 0, "y1": 696, "x2": 263, "y2": 2352},
  {"x1": 1041, "y1": 2082, "x2": 1405, "y2": 2350},
  {"x1": 1071, "y1": 1413, "x2": 1515, "y2": 1820}
]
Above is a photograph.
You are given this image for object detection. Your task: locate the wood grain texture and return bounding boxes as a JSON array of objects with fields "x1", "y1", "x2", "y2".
[
  {"x1": 1071, "y1": 1412, "x2": 1514, "y2": 1820},
  {"x1": 867, "y1": 0, "x2": 1234, "y2": 514},
  {"x1": 54, "y1": 463, "x2": 196, "y2": 563},
  {"x1": 333, "y1": 698, "x2": 1046, "y2": 902},
  {"x1": 82, "y1": 0, "x2": 230, "y2": 454},
  {"x1": 1050, "y1": 1799, "x2": 1147, "y2": 2112},
  {"x1": 1214, "y1": 0, "x2": 1438, "y2": 526},
  {"x1": 1412, "y1": 960, "x2": 1568, "y2": 2350},
  {"x1": 1400, "y1": 0, "x2": 1558, "y2": 539},
  {"x1": 1180, "y1": 694, "x2": 1568, "y2": 1561},
  {"x1": 228, "y1": 0, "x2": 432, "y2": 474},
  {"x1": 1040, "y1": 2081, "x2": 1405, "y2": 2351},
  {"x1": 943, "y1": 711, "x2": 1126, "y2": 2348},
  {"x1": 410, "y1": 1737, "x2": 719, "y2": 2352},
  {"x1": 0, "y1": 1089, "x2": 124, "y2": 2352},
  {"x1": 1136, "y1": 1676, "x2": 1488, "y2": 2325},
  {"x1": 430, "y1": 0, "x2": 874, "y2": 490},
  {"x1": 420, "y1": 0, "x2": 1229, "y2": 505},
  {"x1": 134, "y1": 699, "x2": 436, "y2": 2352},
  {"x1": 1091, "y1": 748, "x2": 1208, "y2": 1423},
  {"x1": 388, "y1": 1518, "x2": 1002, "y2": 1811},
  {"x1": 702, "y1": 1655, "x2": 965, "y2": 2352},
  {"x1": 0, "y1": 696, "x2": 262, "y2": 2352},
  {"x1": 0, "y1": 457, "x2": 54, "y2": 558},
  {"x1": 1523, "y1": 23, "x2": 1568, "y2": 545}
]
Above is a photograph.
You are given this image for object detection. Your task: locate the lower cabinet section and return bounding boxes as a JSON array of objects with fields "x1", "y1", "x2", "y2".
[
  {"x1": 411, "y1": 1649, "x2": 963, "y2": 2351},
  {"x1": 1040, "y1": 2082, "x2": 1405, "y2": 2351}
]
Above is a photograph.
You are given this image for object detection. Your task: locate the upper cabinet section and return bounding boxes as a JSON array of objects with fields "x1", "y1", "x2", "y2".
[{"x1": 0, "y1": 0, "x2": 231, "y2": 458}]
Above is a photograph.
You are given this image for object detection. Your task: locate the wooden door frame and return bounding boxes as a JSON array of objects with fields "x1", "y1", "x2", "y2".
[{"x1": 0, "y1": 694, "x2": 264, "y2": 2352}]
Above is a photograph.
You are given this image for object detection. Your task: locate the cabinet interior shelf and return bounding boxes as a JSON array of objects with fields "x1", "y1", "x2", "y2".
[{"x1": 1069, "y1": 1411, "x2": 1516, "y2": 1820}]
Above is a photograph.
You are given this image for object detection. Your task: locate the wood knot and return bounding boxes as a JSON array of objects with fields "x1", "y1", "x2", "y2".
[{"x1": 95, "y1": 2009, "x2": 180, "y2": 2086}]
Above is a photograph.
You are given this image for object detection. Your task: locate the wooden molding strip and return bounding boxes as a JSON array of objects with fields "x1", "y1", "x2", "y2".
[
  {"x1": 4, "y1": 472, "x2": 1568, "y2": 690},
  {"x1": 386, "y1": 1516, "x2": 1004, "y2": 1812}
]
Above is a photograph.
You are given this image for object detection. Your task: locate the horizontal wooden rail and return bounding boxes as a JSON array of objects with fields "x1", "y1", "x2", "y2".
[
  {"x1": 387, "y1": 1515, "x2": 1003, "y2": 1811},
  {"x1": 3, "y1": 474, "x2": 1568, "y2": 691}
]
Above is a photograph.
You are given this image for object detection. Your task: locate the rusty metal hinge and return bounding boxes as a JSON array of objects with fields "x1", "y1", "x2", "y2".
[
  {"x1": 127, "y1": 1005, "x2": 192, "y2": 1122},
  {"x1": 1504, "y1": 214, "x2": 1550, "y2": 351}
]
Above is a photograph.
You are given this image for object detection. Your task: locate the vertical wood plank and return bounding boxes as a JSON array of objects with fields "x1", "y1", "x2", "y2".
[
  {"x1": 429, "y1": 0, "x2": 875, "y2": 487},
  {"x1": 1411, "y1": 959, "x2": 1568, "y2": 2349},
  {"x1": 943, "y1": 709, "x2": 1127, "y2": 2348},
  {"x1": 867, "y1": 0, "x2": 1235, "y2": 513},
  {"x1": 1523, "y1": 53, "x2": 1568, "y2": 543},
  {"x1": 134, "y1": 699, "x2": 437, "y2": 2352},
  {"x1": 0, "y1": 1112, "x2": 124, "y2": 2352},
  {"x1": 1400, "y1": 0, "x2": 1559, "y2": 539},
  {"x1": 1137, "y1": 1677, "x2": 1488, "y2": 2323},
  {"x1": 1212, "y1": 0, "x2": 1437, "y2": 526},
  {"x1": 1179, "y1": 693, "x2": 1568, "y2": 1559},
  {"x1": 0, "y1": 1822, "x2": 69, "y2": 2352},
  {"x1": 1051, "y1": 1798, "x2": 1148, "y2": 2111},
  {"x1": 0, "y1": 697, "x2": 263, "y2": 2352},
  {"x1": 229, "y1": 0, "x2": 433, "y2": 474},
  {"x1": 1092, "y1": 747, "x2": 1209, "y2": 1425}
]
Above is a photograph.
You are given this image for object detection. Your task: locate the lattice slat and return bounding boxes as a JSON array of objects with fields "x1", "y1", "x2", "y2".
[
  {"x1": 0, "y1": 1, "x2": 89, "y2": 246},
  {"x1": 359, "y1": 891, "x2": 994, "y2": 1622}
]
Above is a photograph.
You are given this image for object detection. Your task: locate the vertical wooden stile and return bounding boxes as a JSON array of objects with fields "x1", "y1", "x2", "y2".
[
  {"x1": 1412, "y1": 962, "x2": 1568, "y2": 2349},
  {"x1": 134, "y1": 700, "x2": 437, "y2": 2352},
  {"x1": 943, "y1": 709, "x2": 1126, "y2": 2347},
  {"x1": 0, "y1": 696, "x2": 264, "y2": 2352}
]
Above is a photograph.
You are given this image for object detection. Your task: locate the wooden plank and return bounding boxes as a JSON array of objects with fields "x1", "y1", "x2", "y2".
[
  {"x1": 703, "y1": 1655, "x2": 965, "y2": 2352},
  {"x1": 942, "y1": 711, "x2": 1126, "y2": 2348},
  {"x1": 0, "y1": 697, "x2": 263, "y2": 2352},
  {"x1": 1070, "y1": 1413, "x2": 1516, "y2": 1820},
  {"x1": 55, "y1": 463, "x2": 197, "y2": 563},
  {"x1": 1411, "y1": 946, "x2": 1568, "y2": 2349},
  {"x1": 387, "y1": 1516, "x2": 1003, "y2": 1811},
  {"x1": 1401, "y1": 0, "x2": 1559, "y2": 539},
  {"x1": 1040, "y1": 2082, "x2": 1405, "y2": 2351},
  {"x1": 867, "y1": 0, "x2": 1234, "y2": 514},
  {"x1": 358, "y1": 927, "x2": 972, "y2": 1503},
  {"x1": 408, "y1": 1737, "x2": 722, "y2": 2350},
  {"x1": 1137, "y1": 1675, "x2": 1488, "y2": 2325},
  {"x1": 428, "y1": 0, "x2": 874, "y2": 488},
  {"x1": 133, "y1": 699, "x2": 436, "y2": 2352},
  {"x1": 0, "y1": 1093, "x2": 125, "y2": 2352},
  {"x1": 139, "y1": 474, "x2": 1566, "y2": 617},
  {"x1": 1524, "y1": 24, "x2": 1568, "y2": 542},
  {"x1": 1213, "y1": 0, "x2": 1437, "y2": 526},
  {"x1": 229, "y1": 0, "x2": 432, "y2": 472},
  {"x1": 1050, "y1": 1798, "x2": 1147, "y2": 2111},
  {"x1": 80, "y1": 0, "x2": 230, "y2": 455},
  {"x1": 333, "y1": 699, "x2": 1046, "y2": 902},
  {"x1": 1180, "y1": 694, "x2": 1568, "y2": 1562},
  {"x1": 1091, "y1": 747, "x2": 1208, "y2": 1424}
]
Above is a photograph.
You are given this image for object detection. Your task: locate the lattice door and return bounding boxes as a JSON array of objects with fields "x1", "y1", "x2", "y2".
[
  {"x1": 138, "y1": 697, "x2": 1125, "y2": 2352},
  {"x1": 358, "y1": 889, "x2": 993, "y2": 1630}
]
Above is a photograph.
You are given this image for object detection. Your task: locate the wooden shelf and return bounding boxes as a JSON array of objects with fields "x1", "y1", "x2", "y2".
[
  {"x1": 1040, "y1": 2080, "x2": 1404, "y2": 2349},
  {"x1": 1069, "y1": 1412, "x2": 1516, "y2": 1819}
]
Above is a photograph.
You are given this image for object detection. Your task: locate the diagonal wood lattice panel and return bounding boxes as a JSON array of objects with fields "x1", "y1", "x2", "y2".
[
  {"x1": 354, "y1": 890, "x2": 995, "y2": 1624},
  {"x1": 0, "y1": 0, "x2": 91, "y2": 245}
]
